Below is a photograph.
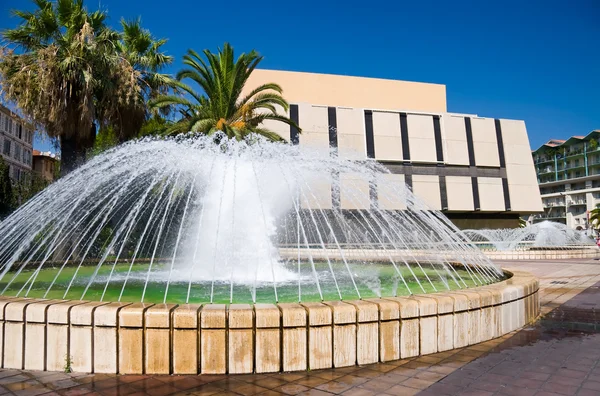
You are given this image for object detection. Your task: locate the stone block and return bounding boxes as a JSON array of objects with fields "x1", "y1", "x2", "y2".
[
  {"x1": 380, "y1": 320, "x2": 400, "y2": 362},
  {"x1": 477, "y1": 290, "x2": 494, "y2": 308},
  {"x1": 118, "y1": 303, "x2": 152, "y2": 374},
  {"x1": 367, "y1": 298, "x2": 399, "y2": 320},
  {"x1": 278, "y1": 303, "x2": 306, "y2": 327},
  {"x1": 70, "y1": 301, "x2": 109, "y2": 373},
  {"x1": 201, "y1": 330, "x2": 226, "y2": 374},
  {"x1": 172, "y1": 304, "x2": 200, "y2": 375},
  {"x1": 173, "y1": 304, "x2": 200, "y2": 329},
  {"x1": 283, "y1": 327, "x2": 307, "y2": 372},
  {"x1": 302, "y1": 302, "x2": 332, "y2": 326},
  {"x1": 254, "y1": 303, "x2": 280, "y2": 328},
  {"x1": 420, "y1": 316, "x2": 437, "y2": 355},
  {"x1": 256, "y1": 328, "x2": 280, "y2": 373},
  {"x1": 357, "y1": 322, "x2": 378, "y2": 364},
  {"x1": 400, "y1": 319, "x2": 419, "y2": 358},
  {"x1": 308, "y1": 326, "x2": 332, "y2": 370},
  {"x1": 453, "y1": 311, "x2": 470, "y2": 348},
  {"x1": 323, "y1": 300, "x2": 355, "y2": 324},
  {"x1": 255, "y1": 304, "x2": 280, "y2": 373},
  {"x1": 200, "y1": 304, "x2": 226, "y2": 328},
  {"x1": 119, "y1": 328, "x2": 143, "y2": 374},
  {"x1": 333, "y1": 323, "x2": 356, "y2": 367},
  {"x1": 347, "y1": 300, "x2": 378, "y2": 322},
  {"x1": 437, "y1": 314, "x2": 453, "y2": 352},
  {"x1": 386, "y1": 297, "x2": 419, "y2": 318},
  {"x1": 119, "y1": 302, "x2": 153, "y2": 328},
  {"x1": 145, "y1": 303, "x2": 176, "y2": 328},
  {"x1": 229, "y1": 304, "x2": 253, "y2": 328},
  {"x1": 3, "y1": 299, "x2": 32, "y2": 369},
  {"x1": 410, "y1": 295, "x2": 437, "y2": 316},
  {"x1": 428, "y1": 294, "x2": 453, "y2": 315},
  {"x1": 145, "y1": 304, "x2": 176, "y2": 375},
  {"x1": 229, "y1": 329, "x2": 253, "y2": 374},
  {"x1": 71, "y1": 325, "x2": 93, "y2": 373},
  {"x1": 70, "y1": 301, "x2": 108, "y2": 325},
  {"x1": 302, "y1": 302, "x2": 332, "y2": 370},
  {"x1": 146, "y1": 328, "x2": 170, "y2": 375},
  {"x1": 173, "y1": 329, "x2": 198, "y2": 375},
  {"x1": 24, "y1": 300, "x2": 65, "y2": 370},
  {"x1": 45, "y1": 300, "x2": 86, "y2": 371},
  {"x1": 94, "y1": 302, "x2": 130, "y2": 374},
  {"x1": 4, "y1": 322, "x2": 24, "y2": 369},
  {"x1": 346, "y1": 300, "x2": 378, "y2": 365}
]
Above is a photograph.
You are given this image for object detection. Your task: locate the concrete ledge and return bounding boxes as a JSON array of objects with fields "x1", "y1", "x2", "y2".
[
  {"x1": 483, "y1": 248, "x2": 600, "y2": 260},
  {"x1": 0, "y1": 270, "x2": 539, "y2": 374}
]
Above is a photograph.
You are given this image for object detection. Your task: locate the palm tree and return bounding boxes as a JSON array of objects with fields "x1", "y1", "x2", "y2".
[
  {"x1": 110, "y1": 18, "x2": 174, "y2": 143},
  {"x1": 151, "y1": 43, "x2": 300, "y2": 142},
  {"x1": 0, "y1": 0, "x2": 141, "y2": 175},
  {"x1": 589, "y1": 205, "x2": 600, "y2": 233}
]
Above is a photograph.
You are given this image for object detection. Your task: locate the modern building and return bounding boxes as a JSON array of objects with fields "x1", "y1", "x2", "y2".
[
  {"x1": 531, "y1": 131, "x2": 600, "y2": 230},
  {"x1": 243, "y1": 70, "x2": 543, "y2": 229},
  {"x1": 0, "y1": 104, "x2": 34, "y2": 181},
  {"x1": 32, "y1": 150, "x2": 59, "y2": 182}
]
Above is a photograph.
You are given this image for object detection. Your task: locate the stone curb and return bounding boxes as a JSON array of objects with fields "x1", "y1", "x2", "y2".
[{"x1": 0, "y1": 269, "x2": 539, "y2": 375}]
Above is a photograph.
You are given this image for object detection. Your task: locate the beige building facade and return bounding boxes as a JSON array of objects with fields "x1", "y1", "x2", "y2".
[
  {"x1": 244, "y1": 70, "x2": 543, "y2": 228},
  {"x1": 32, "y1": 150, "x2": 59, "y2": 183},
  {"x1": 0, "y1": 104, "x2": 33, "y2": 181}
]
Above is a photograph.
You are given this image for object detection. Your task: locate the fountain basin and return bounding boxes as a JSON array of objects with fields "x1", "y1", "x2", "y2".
[{"x1": 0, "y1": 269, "x2": 539, "y2": 374}]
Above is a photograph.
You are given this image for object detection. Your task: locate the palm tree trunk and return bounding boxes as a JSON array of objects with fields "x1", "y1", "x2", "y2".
[{"x1": 60, "y1": 124, "x2": 97, "y2": 177}]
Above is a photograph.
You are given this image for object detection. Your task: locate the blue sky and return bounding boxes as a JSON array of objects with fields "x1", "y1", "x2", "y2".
[{"x1": 1, "y1": 0, "x2": 598, "y2": 153}]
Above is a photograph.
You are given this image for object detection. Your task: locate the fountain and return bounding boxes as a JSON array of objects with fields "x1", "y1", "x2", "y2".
[
  {"x1": 464, "y1": 221, "x2": 597, "y2": 259},
  {"x1": 0, "y1": 135, "x2": 540, "y2": 375}
]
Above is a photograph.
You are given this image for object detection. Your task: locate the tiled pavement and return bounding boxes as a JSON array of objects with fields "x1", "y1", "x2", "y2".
[{"x1": 0, "y1": 259, "x2": 598, "y2": 396}]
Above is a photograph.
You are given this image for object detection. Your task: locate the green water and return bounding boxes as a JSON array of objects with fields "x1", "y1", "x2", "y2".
[{"x1": 0, "y1": 261, "x2": 490, "y2": 304}]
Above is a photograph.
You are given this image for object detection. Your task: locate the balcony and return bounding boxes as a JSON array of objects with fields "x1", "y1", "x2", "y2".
[{"x1": 544, "y1": 201, "x2": 566, "y2": 208}]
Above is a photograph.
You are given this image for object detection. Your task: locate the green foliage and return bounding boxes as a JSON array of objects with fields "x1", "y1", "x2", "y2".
[
  {"x1": 90, "y1": 126, "x2": 119, "y2": 156},
  {"x1": 139, "y1": 116, "x2": 170, "y2": 137},
  {"x1": 0, "y1": 0, "x2": 172, "y2": 174},
  {"x1": 0, "y1": 157, "x2": 13, "y2": 219},
  {"x1": 151, "y1": 43, "x2": 301, "y2": 142},
  {"x1": 589, "y1": 139, "x2": 598, "y2": 151},
  {"x1": 590, "y1": 204, "x2": 600, "y2": 230},
  {"x1": 64, "y1": 354, "x2": 73, "y2": 373}
]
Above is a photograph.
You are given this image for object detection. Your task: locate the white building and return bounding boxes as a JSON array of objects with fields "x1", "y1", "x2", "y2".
[
  {"x1": 0, "y1": 104, "x2": 34, "y2": 181},
  {"x1": 532, "y1": 131, "x2": 600, "y2": 231}
]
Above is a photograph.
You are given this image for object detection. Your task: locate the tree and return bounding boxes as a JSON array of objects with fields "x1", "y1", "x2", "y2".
[
  {"x1": 110, "y1": 18, "x2": 173, "y2": 143},
  {"x1": 589, "y1": 205, "x2": 600, "y2": 233},
  {"x1": 151, "y1": 43, "x2": 300, "y2": 142},
  {"x1": 0, "y1": 157, "x2": 13, "y2": 218},
  {"x1": 0, "y1": 0, "x2": 152, "y2": 175}
]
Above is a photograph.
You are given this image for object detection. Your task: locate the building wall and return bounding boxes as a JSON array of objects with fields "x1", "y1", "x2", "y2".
[
  {"x1": 532, "y1": 132, "x2": 600, "y2": 231},
  {"x1": 244, "y1": 69, "x2": 447, "y2": 113},
  {"x1": 243, "y1": 70, "x2": 543, "y2": 226},
  {"x1": 0, "y1": 107, "x2": 33, "y2": 181},
  {"x1": 33, "y1": 156, "x2": 57, "y2": 182}
]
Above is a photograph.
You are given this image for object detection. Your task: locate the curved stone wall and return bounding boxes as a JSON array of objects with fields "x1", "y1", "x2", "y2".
[
  {"x1": 0, "y1": 270, "x2": 539, "y2": 374},
  {"x1": 483, "y1": 248, "x2": 599, "y2": 260}
]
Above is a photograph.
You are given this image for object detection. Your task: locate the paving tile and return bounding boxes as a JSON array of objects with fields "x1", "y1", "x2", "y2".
[
  {"x1": 384, "y1": 384, "x2": 421, "y2": 395},
  {"x1": 315, "y1": 381, "x2": 354, "y2": 394},
  {"x1": 272, "y1": 383, "x2": 310, "y2": 395}
]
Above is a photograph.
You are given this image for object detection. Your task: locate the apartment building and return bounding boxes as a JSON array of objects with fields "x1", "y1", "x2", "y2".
[
  {"x1": 0, "y1": 104, "x2": 34, "y2": 181},
  {"x1": 243, "y1": 70, "x2": 543, "y2": 229},
  {"x1": 32, "y1": 150, "x2": 59, "y2": 182},
  {"x1": 531, "y1": 131, "x2": 600, "y2": 230}
]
